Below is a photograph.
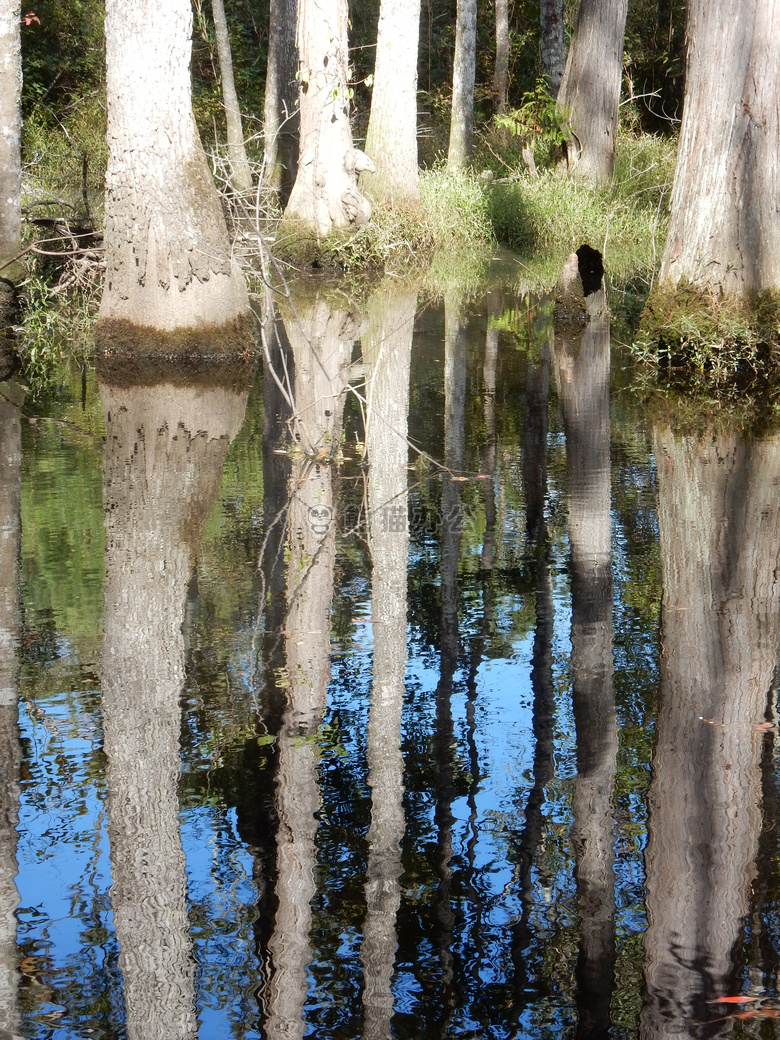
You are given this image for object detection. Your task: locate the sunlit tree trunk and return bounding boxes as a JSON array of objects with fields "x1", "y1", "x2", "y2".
[
  {"x1": 361, "y1": 0, "x2": 421, "y2": 204},
  {"x1": 493, "y1": 0, "x2": 509, "y2": 114},
  {"x1": 540, "y1": 0, "x2": 565, "y2": 97},
  {"x1": 280, "y1": 0, "x2": 373, "y2": 244},
  {"x1": 555, "y1": 317, "x2": 617, "y2": 1039},
  {"x1": 99, "y1": 368, "x2": 249, "y2": 1040},
  {"x1": 641, "y1": 427, "x2": 780, "y2": 1038},
  {"x1": 263, "y1": 0, "x2": 299, "y2": 201},
  {"x1": 99, "y1": 0, "x2": 248, "y2": 334},
  {"x1": 658, "y1": 0, "x2": 780, "y2": 293},
  {"x1": 360, "y1": 288, "x2": 414, "y2": 1038},
  {"x1": 557, "y1": 0, "x2": 627, "y2": 183},
  {"x1": 447, "y1": 0, "x2": 477, "y2": 168},
  {"x1": 212, "y1": 0, "x2": 252, "y2": 193},
  {"x1": 0, "y1": 0, "x2": 21, "y2": 277},
  {"x1": 0, "y1": 394, "x2": 21, "y2": 1039}
]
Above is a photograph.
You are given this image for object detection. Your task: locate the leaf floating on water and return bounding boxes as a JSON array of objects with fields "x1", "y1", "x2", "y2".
[
  {"x1": 754, "y1": 721, "x2": 775, "y2": 732},
  {"x1": 712, "y1": 996, "x2": 761, "y2": 1004}
]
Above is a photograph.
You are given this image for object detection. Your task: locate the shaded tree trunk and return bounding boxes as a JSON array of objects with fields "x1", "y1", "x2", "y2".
[
  {"x1": 263, "y1": 0, "x2": 299, "y2": 202},
  {"x1": 360, "y1": 288, "x2": 414, "y2": 1039},
  {"x1": 0, "y1": 394, "x2": 21, "y2": 1039},
  {"x1": 0, "y1": 0, "x2": 21, "y2": 274},
  {"x1": 658, "y1": 0, "x2": 780, "y2": 293},
  {"x1": 99, "y1": 369, "x2": 249, "y2": 1040},
  {"x1": 447, "y1": 0, "x2": 477, "y2": 168},
  {"x1": 99, "y1": 0, "x2": 248, "y2": 335},
  {"x1": 557, "y1": 0, "x2": 627, "y2": 183},
  {"x1": 212, "y1": 0, "x2": 252, "y2": 193},
  {"x1": 279, "y1": 0, "x2": 373, "y2": 246},
  {"x1": 641, "y1": 427, "x2": 780, "y2": 1038},
  {"x1": 361, "y1": 0, "x2": 422, "y2": 204},
  {"x1": 493, "y1": 0, "x2": 509, "y2": 114},
  {"x1": 540, "y1": 0, "x2": 565, "y2": 97}
]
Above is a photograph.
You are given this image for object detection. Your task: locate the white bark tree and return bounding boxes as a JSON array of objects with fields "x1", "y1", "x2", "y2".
[
  {"x1": 279, "y1": 0, "x2": 373, "y2": 245},
  {"x1": 447, "y1": 0, "x2": 477, "y2": 168},
  {"x1": 212, "y1": 0, "x2": 252, "y2": 193},
  {"x1": 360, "y1": 0, "x2": 422, "y2": 204},
  {"x1": 659, "y1": 0, "x2": 780, "y2": 294},
  {"x1": 0, "y1": 0, "x2": 21, "y2": 274},
  {"x1": 493, "y1": 0, "x2": 509, "y2": 114},
  {"x1": 99, "y1": 0, "x2": 248, "y2": 335},
  {"x1": 557, "y1": 0, "x2": 628, "y2": 183}
]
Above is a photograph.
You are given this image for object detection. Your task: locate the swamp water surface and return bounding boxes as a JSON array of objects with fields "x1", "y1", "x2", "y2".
[{"x1": 4, "y1": 280, "x2": 780, "y2": 1040}]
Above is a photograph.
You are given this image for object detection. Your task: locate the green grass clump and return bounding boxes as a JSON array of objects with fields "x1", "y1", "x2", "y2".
[{"x1": 419, "y1": 165, "x2": 495, "y2": 250}]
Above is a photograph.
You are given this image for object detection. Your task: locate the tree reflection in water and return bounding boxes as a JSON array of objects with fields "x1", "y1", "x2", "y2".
[{"x1": 99, "y1": 365, "x2": 250, "y2": 1040}]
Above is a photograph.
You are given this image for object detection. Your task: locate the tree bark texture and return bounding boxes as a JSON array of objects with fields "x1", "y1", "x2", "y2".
[
  {"x1": 557, "y1": 0, "x2": 628, "y2": 183},
  {"x1": 555, "y1": 318, "x2": 617, "y2": 1040},
  {"x1": 659, "y1": 0, "x2": 780, "y2": 294},
  {"x1": 447, "y1": 0, "x2": 477, "y2": 168},
  {"x1": 100, "y1": 376, "x2": 248, "y2": 1040},
  {"x1": 281, "y1": 0, "x2": 372, "y2": 239},
  {"x1": 361, "y1": 0, "x2": 422, "y2": 204},
  {"x1": 540, "y1": 0, "x2": 565, "y2": 97},
  {"x1": 0, "y1": 0, "x2": 21, "y2": 269},
  {"x1": 360, "y1": 289, "x2": 414, "y2": 1039},
  {"x1": 263, "y1": 0, "x2": 299, "y2": 201},
  {"x1": 641, "y1": 427, "x2": 780, "y2": 1039},
  {"x1": 211, "y1": 0, "x2": 253, "y2": 193},
  {"x1": 493, "y1": 0, "x2": 509, "y2": 113},
  {"x1": 100, "y1": 0, "x2": 248, "y2": 331},
  {"x1": 0, "y1": 395, "x2": 21, "y2": 1039}
]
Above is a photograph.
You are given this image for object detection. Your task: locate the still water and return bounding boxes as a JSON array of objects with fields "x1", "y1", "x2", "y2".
[{"x1": 3, "y1": 280, "x2": 780, "y2": 1040}]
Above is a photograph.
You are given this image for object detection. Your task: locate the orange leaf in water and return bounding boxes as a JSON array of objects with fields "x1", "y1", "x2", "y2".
[
  {"x1": 754, "y1": 721, "x2": 774, "y2": 732},
  {"x1": 712, "y1": 996, "x2": 760, "y2": 1004}
]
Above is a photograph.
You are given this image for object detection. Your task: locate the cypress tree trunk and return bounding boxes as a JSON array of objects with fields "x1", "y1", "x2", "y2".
[
  {"x1": 557, "y1": 0, "x2": 627, "y2": 183},
  {"x1": 263, "y1": 0, "x2": 299, "y2": 201},
  {"x1": 361, "y1": 0, "x2": 422, "y2": 203},
  {"x1": 99, "y1": 0, "x2": 248, "y2": 336},
  {"x1": 659, "y1": 0, "x2": 780, "y2": 294},
  {"x1": 447, "y1": 0, "x2": 477, "y2": 168},
  {"x1": 279, "y1": 0, "x2": 373, "y2": 248},
  {"x1": 493, "y1": 0, "x2": 509, "y2": 114},
  {"x1": 211, "y1": 0, "x2": 253, "y2": 193},
  {"x1": 0, "y1": 0, "x2": 21, "y2": 305},
  {"x1": 540, "y1": 0, "x2": 565, "y2": 97}
]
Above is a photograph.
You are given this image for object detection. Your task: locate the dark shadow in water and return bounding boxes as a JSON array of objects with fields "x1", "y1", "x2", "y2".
[
  {"x1": 641, "y1": 426, "x2": 780, "y2": 1039},
  {"x1": 99, "y1": 363, "x2": 250, "y2": 1040},
  {"x1": 359, "y1": 286, "x2": 415, "y2": 1040},
  {"x1": 0, "y1": 387, "x2": 23, "y2": 1038}
]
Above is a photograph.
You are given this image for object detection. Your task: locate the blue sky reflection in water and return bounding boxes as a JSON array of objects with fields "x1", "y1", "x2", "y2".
[{"x1": 7, "y1": 285, "x2": 780, "y2": 1040}]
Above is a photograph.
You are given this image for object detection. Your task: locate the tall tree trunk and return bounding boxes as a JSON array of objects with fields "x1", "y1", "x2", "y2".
[
  {"x1": 360, "y1": 288, "x2": 414, "y2": 1039},
  {"x1": 540, "y1": 0, "x2": 565, "y2": 97},
  {"x1": 0, "y1": 394, "x2": 21, "y2": 1040},
  {"x1": 0, "y1": 0, "x2": 21, "y2": 276},
  {"x1": 641, "y1": 427, "x2": 780, "y2": 1038},
  {"x1": 99, "y1": 0, "x2": 248, "y2": 335},
  {"x1": 557, "y1": 0, "x2": 627, "y2": 183},
  {"x1": 279, "y1": 0, "x2": 373, "y2": 247},
  {"x1": 99, "y1": 370, "x2": 249, "y2": 1040},
  {"x1": 211, "y1": 0, "x2": 253, "y2": 193},
  {"x1": 447, "y1": 0, "x2": 477, "y2": 168},
  {"x1": 263, "y1": 0, "x2": 299, "y2": 202},
  {"x1": 493, "y1": 0, "x2": 509, "y2": 114},
  {"x1": 658, "y1": 0, "x2": 780, "y2": 294},
  {"x1": 361, "y1": 0, "x2": 422, "y2": 204}
]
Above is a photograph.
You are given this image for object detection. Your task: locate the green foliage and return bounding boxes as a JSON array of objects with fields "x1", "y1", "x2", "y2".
[
  {"x1": 21, "y1": 0, "x2": 105, "y2": 110},
  {"x1": 622, "y1": 0, "x2": 686, "y2": 132},
  {"x1": 494, "y1": 78, "x2": 571, "y2": 148},
  {"x1": 419, "y1": 165, "x2": 495, "y2": 248}
]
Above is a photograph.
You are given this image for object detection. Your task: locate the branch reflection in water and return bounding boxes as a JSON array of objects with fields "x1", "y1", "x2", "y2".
[{"x1": 99, "y1": 360, "x2": 250, "y2": 1040}]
